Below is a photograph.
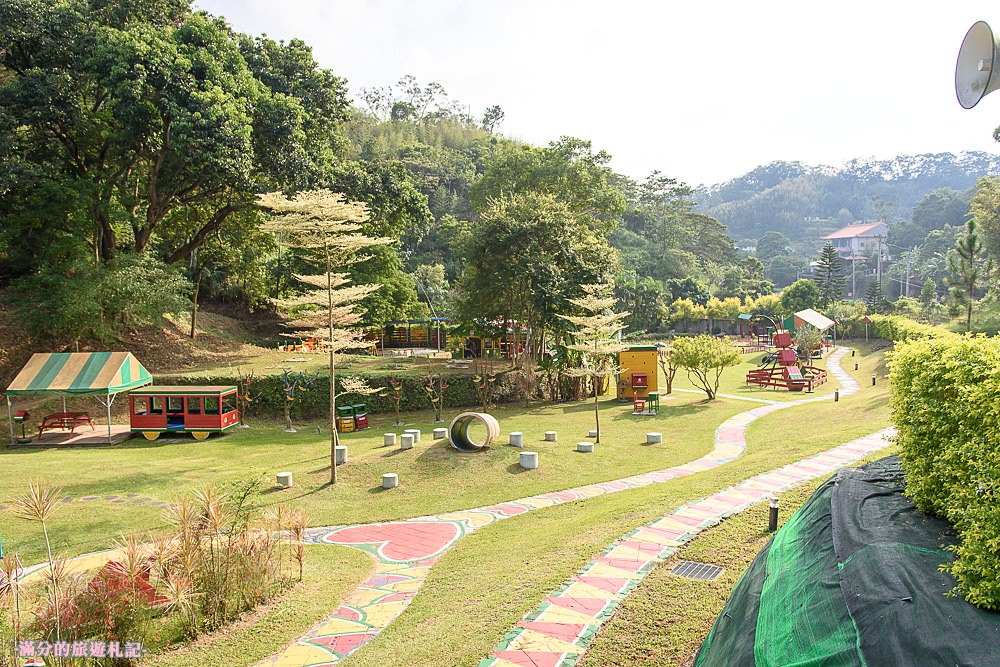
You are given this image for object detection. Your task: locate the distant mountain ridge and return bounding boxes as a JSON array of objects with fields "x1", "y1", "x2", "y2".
[{"x1": 695, "y1": 151, "x2": 1000, "y2": 244}]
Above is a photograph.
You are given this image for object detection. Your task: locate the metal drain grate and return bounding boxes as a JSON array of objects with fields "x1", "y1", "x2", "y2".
[{"x1": 670, "y1": 560, "x2": 724, "y2": 580}]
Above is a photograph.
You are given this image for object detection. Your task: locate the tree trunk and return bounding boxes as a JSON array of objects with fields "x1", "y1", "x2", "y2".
[
  {"x1": 190, "y1": 266, "x2": 203, "y2": 339},
  {"x1": 96, "y1": 207, "x2": 116, "y2": 262},
  {"x1": 593, "y1": 381, "x2": 601, "y2": 444},
  {"x1": 327, "y1": 241, "x2": 339, "y2": 484},
  {"x1": 967, "y1": 285, "x2": 973, "y2": 332},
  {"x1": 165, "y1": 204, "x2": 242, "y2": 264}
]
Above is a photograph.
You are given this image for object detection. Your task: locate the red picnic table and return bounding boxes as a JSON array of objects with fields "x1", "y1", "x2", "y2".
[{"x1": 37, "y1": 412, "x2": 95, "y2": 439}]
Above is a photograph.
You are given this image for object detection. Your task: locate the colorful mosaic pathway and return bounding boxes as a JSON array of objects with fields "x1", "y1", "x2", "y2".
[
  {"x1": 260, "y1": 347, "x2": 873, "y2": 666},
  {"x1": 478, "y1": 427, "x2": 894, "y2": 667}
]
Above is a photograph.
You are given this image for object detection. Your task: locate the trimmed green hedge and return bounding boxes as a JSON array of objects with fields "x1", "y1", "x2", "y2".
[
  {"x1": 890, "y1": 335, "x2": 1000, "y2": 609},
  {"x1": 159, "y1": 372, "x2": 521, "y2": 419},
  {"x1": 837, "y1": 314, "x2": 949, "y2": 342}
]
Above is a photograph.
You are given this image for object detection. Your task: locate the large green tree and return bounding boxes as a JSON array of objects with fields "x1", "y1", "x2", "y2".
[
  {"x1": 756, "y1": 231, "x2": 792, "y2": 261},
  {"x1": 471, "y1": 136, "x2": 626, "y2": 233},
  {"x1": 0, "y1": 0, "x2": 349, "y2": 269},
  {"x1": 780, "y1": 278, "x2": 821, "y2": 315},
  {"x1": 814, "y1": 242, "x2": 846, "y2": 307},
  {"x1": 457, "y1": 191, "x2": 613, "y2": 347},
  {"x1": 947, "y1": 219, "x2": 992, "y2": 331}
]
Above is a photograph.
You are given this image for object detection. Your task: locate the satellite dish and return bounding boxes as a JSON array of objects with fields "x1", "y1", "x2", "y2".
[{"x1": 956, "y1": 21, "x2": 1000, "y2": 108}]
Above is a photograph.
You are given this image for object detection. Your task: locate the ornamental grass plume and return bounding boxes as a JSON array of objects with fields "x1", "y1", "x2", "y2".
[
  {"x1": 160, "y1": 574, "x2": 199, "y2": 636},
  {"x1": 290, "y1": 510, "x2": 310, "y2": 581},
  {"x1": 13, "y1": 480, "x2": 64, "y2": 649},
  {"x1": 0, "y1": 553, "x2": 25, "y2": 665}
]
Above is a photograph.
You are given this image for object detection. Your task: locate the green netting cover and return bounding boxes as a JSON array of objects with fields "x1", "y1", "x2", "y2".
[{"x1": 693, "y1": 457, "x2": 1000, "y2": 666}]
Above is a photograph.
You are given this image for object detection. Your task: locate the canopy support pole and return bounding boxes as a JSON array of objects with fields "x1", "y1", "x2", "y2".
[
  {"x1": 62, "y1": 396, "x2": 67, "y2": 414},
  {"x1": 96, "y1": 393, "x2": 118, "y2": 443},
  {"x1": 7, "y1": 395, "x2": 14, "y2": 445}
]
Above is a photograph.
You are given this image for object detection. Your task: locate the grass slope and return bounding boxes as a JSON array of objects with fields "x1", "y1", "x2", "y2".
[
  {"x1": 344, "y1": 346, "x2": 892, "y2": 667},
  {"x1": 0, "y1": 392, "x2": 745, "y2": 565}
]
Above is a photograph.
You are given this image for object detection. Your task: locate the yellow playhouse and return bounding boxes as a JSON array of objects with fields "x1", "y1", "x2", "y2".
[{"x1": 617, "y1": 345, "x2": 659, "y2": 401}]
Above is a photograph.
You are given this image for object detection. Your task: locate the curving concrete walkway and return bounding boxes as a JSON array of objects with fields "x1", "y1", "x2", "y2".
[{"x1": 259, "y1": 347, "x2": 881, "y2": 666}]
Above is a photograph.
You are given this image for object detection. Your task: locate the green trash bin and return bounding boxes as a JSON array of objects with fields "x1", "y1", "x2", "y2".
[{"x1": 336, "y1": 406, "x2": 355, "y2": 433}]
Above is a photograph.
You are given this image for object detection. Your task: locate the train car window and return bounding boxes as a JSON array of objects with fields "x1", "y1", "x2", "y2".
[
  {"x1": 151, "y1": 397, "x2": 163, "y2": 415},
  {"x1": 188, "y1": 397, "x2": 202, "y2": 415},
  {"x1": 205, "y1": 397, "x2": 220, "y2": 415},
  {"x1": 132, "y1": 397, "x2": 148, "y2": 415},
  {"x1": 222, "y1": 394, "x2": 237, "y2": 414},
  {"x1": 167, "y1": 396, "x2": 184, "y2": 413}
]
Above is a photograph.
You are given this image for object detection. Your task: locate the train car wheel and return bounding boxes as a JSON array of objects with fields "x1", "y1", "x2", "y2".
[
  {"x1": 142, "y1": 431, "x2": 160, "y2": 441},
  {"x1": 192, "y1": 431, "x2": 210, "y2": 441}
]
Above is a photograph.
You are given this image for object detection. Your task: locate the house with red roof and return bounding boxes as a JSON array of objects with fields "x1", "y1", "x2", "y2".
[{"x1": 820, "y1": 220, "x2": 888, "y2": 259}]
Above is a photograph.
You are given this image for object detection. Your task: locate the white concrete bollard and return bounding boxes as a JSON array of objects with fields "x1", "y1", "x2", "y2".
[
  {"x1": 544, "y1": 431, "x2": 557, "y2": 442},
  {"x1": 520, "y1": 451, "x2": 539, "y2": 470},
  {"x1": 335, "y1": 446, "x2": 347, "y2": 465},
  {"x1": 400, "y1": 433, "x2": 415, "y2": 450},
  {"x1": 384, "y1": 433, "x2": 397, "y2": 447},
  {"x1": 433, "y1": 427, "x2": 448, "y2": 439},
  {"x1": 509, "y1": 432, "x2": 523, "y2": 447},
  {"x1": 588, "y1": 429, "x2": 599, "y2": 438},
  {"x1": 404, "y1": 428, "x2": 421, "y2": 443},
  {"x1": 646, "y1": 432, "x2": 663, "y2": 444},
  {"x1": 577, "y1": 442, "x2": 595, "y2": 453},
  {"x1": 382, "y1": 473, "x2": 398, "y2": 489},
  {"x1": 276, "y1": 472, "x2": 293, "y2": 488}
]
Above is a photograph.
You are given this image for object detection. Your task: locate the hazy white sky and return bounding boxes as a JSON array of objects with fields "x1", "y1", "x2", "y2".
[{"x1": 197, "y1": 0, "x2": 1000, "y2": 186}]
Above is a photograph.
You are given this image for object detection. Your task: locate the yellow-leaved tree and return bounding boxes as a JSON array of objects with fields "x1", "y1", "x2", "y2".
[
  {"x1": 558, "y1": 283, "x2": 629, "y2": 444},
  {"x1": 259, "y1": 190, "x2": 390, "y2": 483}
]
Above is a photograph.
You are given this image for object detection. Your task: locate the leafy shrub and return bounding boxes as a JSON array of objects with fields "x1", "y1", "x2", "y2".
[
  {"x1": 671, "y1": 335, "x2": 740, "y2": 400},
  {"x1": 836, "y1": 314, "x2": 950, "y2": 342},
  {"x1": 171, "y1": 370, "x2": 521, "y2": 419},
  {"x1": 10, "y1": 253, "x2": 190, "y2": 343},
  {"x1": 890, "y1": 335, "x2": 1000, "y2": 609}
]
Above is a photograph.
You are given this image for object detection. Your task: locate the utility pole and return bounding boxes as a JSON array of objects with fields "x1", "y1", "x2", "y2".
[
  {"x1": 876, "y1": 235, "x2": 884, "y2": 288},
  {"x1": 851, "y1": 256, "x2": 856, "y2": 301},
  {"x1": 905, "y1": 254, "x2": 911, "y2": 298}
]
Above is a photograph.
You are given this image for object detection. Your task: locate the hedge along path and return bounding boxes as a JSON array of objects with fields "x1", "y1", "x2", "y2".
[{"x1": 259, "y1": 347, "x2": 862, "y2": 667}]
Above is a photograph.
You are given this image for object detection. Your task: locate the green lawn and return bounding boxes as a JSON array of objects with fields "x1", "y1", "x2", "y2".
[
  {"x1": 0, "y1": 343, "x2": 891, "y2": 666},
  {"x1": 1, "y1": 390, "x2": 747, "y2": 565},
  {"x1": 341, "y1": 345, "x2": 893, "y2": 667}
]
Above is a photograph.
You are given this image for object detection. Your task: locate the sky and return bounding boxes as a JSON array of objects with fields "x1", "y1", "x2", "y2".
[{"x1": 196, "y1": 0, "x2": 1000, "y2": 187}]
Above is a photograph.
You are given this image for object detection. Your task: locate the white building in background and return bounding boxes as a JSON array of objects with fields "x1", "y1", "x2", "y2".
[
  {"x1": 820, "y1": 220, "x2": 889, "y2": 300},
  {"x1": 820, "y1": 220, "x2": 888, "y2": 259}
]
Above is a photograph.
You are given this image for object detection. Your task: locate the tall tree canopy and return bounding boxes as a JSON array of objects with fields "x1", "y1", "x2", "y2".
[
  {"x1": 456, "y1": 192, "x2": 614, "y2": 337},
  {"x1": 0, "y1": 0, "x2": 349, "y2": 272},
  {"x1": 471, "y1": 136, "x2": 626, "y2": 232}
]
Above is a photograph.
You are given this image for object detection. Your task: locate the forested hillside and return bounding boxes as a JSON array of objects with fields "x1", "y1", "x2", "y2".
[
  {"x1": 697, "y1": 152, "x2": 1000, "y2": 245},
  {"x1": 0, "y1": 0, "x2": 753, "y2": 353},
  {"x1": 4, "y1": 0, "x2": 1000, "y2": 365}
]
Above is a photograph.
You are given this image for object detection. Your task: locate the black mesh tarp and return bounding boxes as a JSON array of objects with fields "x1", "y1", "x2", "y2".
[{"x1": 693, "y1": 456, "x2": 1000, "y2": 666}]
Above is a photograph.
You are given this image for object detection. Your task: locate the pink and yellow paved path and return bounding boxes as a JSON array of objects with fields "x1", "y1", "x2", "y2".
[
  {"x1": 260, "y1": 348, "x2": 882, "y2": 666},
  {"x1": 477, "y1": 427, "x2": 892, "y2": 667}
]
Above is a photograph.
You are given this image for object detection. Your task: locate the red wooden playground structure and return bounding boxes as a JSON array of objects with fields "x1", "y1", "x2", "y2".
[{"x1": 745, "y1": 330, "x2": 827, "y2": 392}]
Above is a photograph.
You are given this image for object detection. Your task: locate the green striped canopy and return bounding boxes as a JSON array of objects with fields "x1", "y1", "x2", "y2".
[{"x1": 6, "y1": 352, "x2": 152, "y2": 397}]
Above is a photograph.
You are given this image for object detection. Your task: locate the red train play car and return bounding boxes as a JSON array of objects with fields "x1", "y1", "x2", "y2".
[{"x1": 129, "y1": 385, "x2": 239, "y2": 441}]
